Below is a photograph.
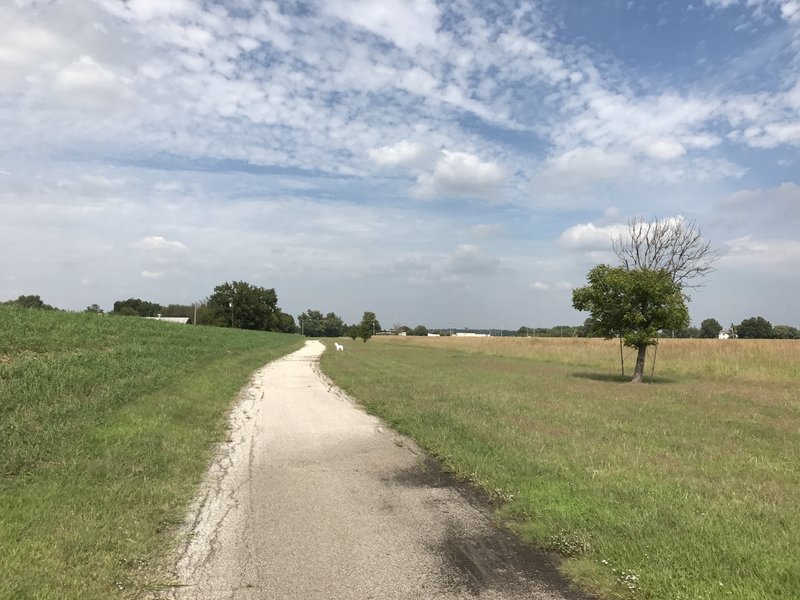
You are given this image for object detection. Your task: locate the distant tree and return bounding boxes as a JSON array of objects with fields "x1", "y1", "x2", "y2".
[
  {"x1": 273, "y1": 309, "x2": 297, "y2": 333},
  {"x1": 737, "y1": 316, "x2": 774, "y2": 339},
  {"x1": 112, "y1": 298, "x2": 162, "y2": 317},
  {"x1": 517, "y1": 326, "x2": 534, "y2": 337},
  {"x1": 322, "y1": 312, "x2": 345, "y2": 337},
  {"x1": 207, "y1": 281, "x2": 278, "y2": 331},
  {"x1": 699, "y1": 318, "x2": 723, "y2": 339},
  {"x1": 673, "y1": 326, "x2": 700, "y2": 339},
  {"x1": 613, "y1": 216, "x2": 718, "y2": 288},
  {"x1": 412, "y1": 324, "x2": 428, "y2": 336},
  {"x1": 298, "y1": 309, "x2": 344, "y2": 337},
  {"x1": 572, "y1": 265, "x2": 689, "y2": 383},
  {"x1": 5, "y1": 294, "x2": 56, "y2": 310},
  {"x1": 84, "y1": 304, "x2": 104, "y2": 314},
  {"x1": 397, "y1": 325, "x2": 413, "y2": 335},
  {"x1": 299, "y1": 309, "x2": 325, "y2": 337},
  {"x1": 773, "y1": 325, "x2": 800, "y2": 339},
  {"x1": 356, "y1": 311, "x2": 381, "y2": 342},
  {"x1": 346, "y1": 324, "x2": 359, "y2": 340}
]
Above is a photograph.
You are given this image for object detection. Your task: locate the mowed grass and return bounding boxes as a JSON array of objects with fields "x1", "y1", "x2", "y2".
[
  {"x1": 0, "y1": 306, "x2": 303, "y2": 600},
  {"x1": 320, "y1": 336, "x2": 800, "y2": 600}
]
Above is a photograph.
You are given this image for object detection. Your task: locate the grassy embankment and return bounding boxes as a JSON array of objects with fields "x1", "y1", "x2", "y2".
[
  {"x1": 0, "y1": 306, "x2": 303, "y2": 600},
  {"x1": 321, "y1": 336, "x2": 800, "y2": 600}
]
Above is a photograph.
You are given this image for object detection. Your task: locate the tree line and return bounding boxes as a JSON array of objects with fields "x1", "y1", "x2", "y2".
[{"x1": 2, "y1": 284, "x2": 381, "y2": 342}]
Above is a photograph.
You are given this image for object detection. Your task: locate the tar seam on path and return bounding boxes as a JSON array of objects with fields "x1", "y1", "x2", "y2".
[{"x1": 162, "y1": 340, "x2": 591, "y2": 600}]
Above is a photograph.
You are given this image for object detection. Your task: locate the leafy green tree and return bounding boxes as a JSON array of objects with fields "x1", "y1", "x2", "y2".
[
  {"x1": 773, "y1": 325, "x2": 800, "y2": 339},
  {"x1": 412, "y1": 324, "x2": 428, "y2": 336},
  {"x1": 85, "y1": 304, "x2": 104, "y2": 314},
  {"x1": 356, "y1": 311, "x2": 381, "y2": 342},
  {"x1": 299, "y1": 310, "x2": 325, "y2": 336},
  {"x1": 737, "y1": 316, "x2": 774, "y2": 339},
  {"x1": 322, "y1": 312, "x2": 345, "y2": 337},
  {"x1": 4, "y1": 294, "x2": 56, "y2": 310},
  {"x1": 572, "y1": 265, "x2": 689, "y2": 383},
  {"x1": 112, "y1": 298, "x2": 161, "y2": 317},
  {"x1": 273, "y1": 309, "x2": 297, "y2": 333},
  {"x1": 298, "y1": 310, "x2": 344, "y2": 337},
  {"x1": 207, "y1": 281, "x2": 278, "y2": 331},
  {"x1": 699, "y1": 318, "x2": 723, "y2": 339},
  {"x1": 673, "y1": 326, "x2": 700, "y2": 339}
]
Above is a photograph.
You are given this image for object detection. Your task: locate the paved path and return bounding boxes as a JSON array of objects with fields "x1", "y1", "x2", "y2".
[{"x1": 166, "y1": 341, "x2": 586, "y2": 600}]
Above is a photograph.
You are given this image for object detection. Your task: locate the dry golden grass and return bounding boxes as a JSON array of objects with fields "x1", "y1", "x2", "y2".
[{"x1": 389, "y1": 335, "x2": 800, "y2": 384}]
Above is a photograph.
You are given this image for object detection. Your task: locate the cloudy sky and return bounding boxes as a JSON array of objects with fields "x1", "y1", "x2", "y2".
[{"x1": 2, "y1": 0, "x2": 799, "y2": 329}]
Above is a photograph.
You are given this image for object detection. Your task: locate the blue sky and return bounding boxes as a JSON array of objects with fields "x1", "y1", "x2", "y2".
[{"x1": 1, "y1": 0, "x2": 798, "y2": 329}]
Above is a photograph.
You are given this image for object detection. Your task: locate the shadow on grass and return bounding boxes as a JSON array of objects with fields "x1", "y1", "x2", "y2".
[{"x1": 571, "y1": 371, "x2": 679, "y2": 384}]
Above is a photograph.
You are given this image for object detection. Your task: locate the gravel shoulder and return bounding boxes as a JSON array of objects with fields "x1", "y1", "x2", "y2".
[{"x1": 164, "y1": 340, "x2": 588, "y2": 600}]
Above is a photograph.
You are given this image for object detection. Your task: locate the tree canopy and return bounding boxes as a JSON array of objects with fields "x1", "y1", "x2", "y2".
[
  {"x1": 737, "y1": 316, "x2": 774, "y2": 339},
  {"x1": 699, "y1": 318, "x2": 723, "y2": 339},
  {"x1": 572, "y1": 265, "x2": 689, "y2": 382},
  {"x1": 355, "y1": 311, "x2": 381, "y2": 342},
  {"x1": 298, "y1": 309, "x2": 345, "y2": 337},
  {"x1": 207, "y1": 281, "x2": 278, "y2": 331},
  {"x1": 112, "y1": 298, "x2": 161, "y2": 317},
  {"x1": 2, "y1": 295, "x2": 57, "y2": 310}
]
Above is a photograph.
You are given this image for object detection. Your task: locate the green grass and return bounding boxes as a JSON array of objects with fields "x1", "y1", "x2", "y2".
[
  {"x1": 0, "y1": 306, "x2": 303, "y2": 600},
  {"x1": 320, "y1": 336, "x2": 800, "y2": 600}
]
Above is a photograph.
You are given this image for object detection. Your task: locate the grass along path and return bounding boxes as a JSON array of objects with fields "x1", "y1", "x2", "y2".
[
  {"x1": 0, "y1": 306, "x2": 303, "y2": 600},
  {"x1": 320, "y1": 336, "x2": 800, "y2": 600}
]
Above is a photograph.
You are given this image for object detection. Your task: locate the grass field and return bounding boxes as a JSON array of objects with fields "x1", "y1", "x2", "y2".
[
  {"x1": 320, "y1": 335, "x2": 800, "y2": 600},
  {"x1": 0, "y1": 306, "x2": 303, "y2": 600}
]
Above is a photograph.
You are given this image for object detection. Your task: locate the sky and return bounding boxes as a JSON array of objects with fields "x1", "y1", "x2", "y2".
[{"x1": 1, "y1": 0, "x2": 799, "y2": 330}]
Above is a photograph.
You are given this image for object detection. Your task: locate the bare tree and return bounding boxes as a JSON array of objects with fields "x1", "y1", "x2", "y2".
[{"x1": 612, "y1": 216, "x2": 718, "y2": 288}]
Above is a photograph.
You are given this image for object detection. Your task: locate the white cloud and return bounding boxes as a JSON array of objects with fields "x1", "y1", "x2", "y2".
[
  {"x1": 722, "y1": 181, "x2": 800, "y2": 215},
  {"x1": 722, "y1": 235, "x2": 800, "y2": 267},
  {"x1": 558, "y1": 222, "x2": 628, "y2": 251},
  {"x1": 133, "y1": 236, "x2": 187, "y2": 251},
  {"x1": 445, "y1": 244, "x2": 500, "y2": 275},
  {"x1": 140, "y1": 270, "x2": 165, "y2": 279},
  {"x1": 530, "y1": 281, "x2": 572, "y2": 291},
  {"x1": 368, "y1": 140, "x2": 438, "y2": 168},
  {"x1": 537, "y1": 147, "x2": 633, "y2": 189},
  {"x1": 640, "y1": 138, "x2": 686, "y2": 160},
  {"x1": 324, "y1": 0, "x2": 441, "y2": 51},
  {"x1": 413, "y1": 151, "x2": 508, "y2": 199}
]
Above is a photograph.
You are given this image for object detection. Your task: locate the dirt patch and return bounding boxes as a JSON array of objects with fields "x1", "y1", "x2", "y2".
[{"x1": 389, "y1": 453, "x2": 593, "y2": 599}]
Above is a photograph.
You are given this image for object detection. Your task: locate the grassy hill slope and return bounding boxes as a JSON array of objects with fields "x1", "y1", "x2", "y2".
[{"x1": 0, "y1": 306, "x2": 303, "y2": 599}]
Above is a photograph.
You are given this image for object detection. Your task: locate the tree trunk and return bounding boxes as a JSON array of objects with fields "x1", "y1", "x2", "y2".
[{"x1": 631, "y1": 345, "x2": 647, "y2": 383}]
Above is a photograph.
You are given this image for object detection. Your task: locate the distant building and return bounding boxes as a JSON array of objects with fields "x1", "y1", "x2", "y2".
[
  {"x1": 145, "y1": 316, "x2": 191, "y2": 324},
  {"x1": 427, "y1": 333, "x2": 440, "y2": 337},
  {"x1": 718, "y1": 332, "x2": 730, "y2": 340},
  {"x1": 453, "y1": 332, "x2": 489, "y2": 337}
]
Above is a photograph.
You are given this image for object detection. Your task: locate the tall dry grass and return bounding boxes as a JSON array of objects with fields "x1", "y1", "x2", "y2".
[{"x1": 391, "y1": 336, "x2": 800, "y2": 384}]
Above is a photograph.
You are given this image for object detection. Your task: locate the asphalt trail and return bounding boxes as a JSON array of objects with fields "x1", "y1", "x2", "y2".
[{"x1": 165, "y1": 340, "x2": 588, "y2": 600}]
